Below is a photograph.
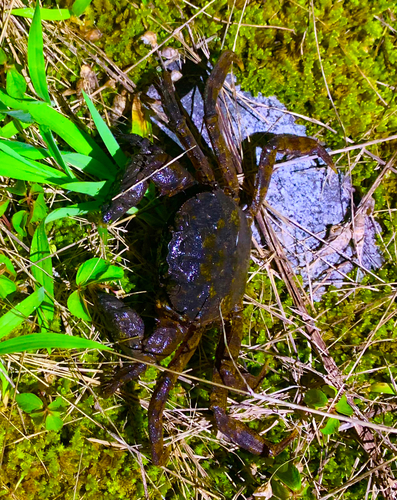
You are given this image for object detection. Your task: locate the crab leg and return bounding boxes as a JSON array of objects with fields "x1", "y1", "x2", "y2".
[
  {"x1": 103, "y1": 134, "x2": 195, "y2": 223},
  {"x1": 148, "y1": 326, "x2": 204, "y2": 465},
  {"x1": 210, "y1": 305, "x2": 297, "y2": 456},
  {"x1": 157, "y1": 71, "x2": 216, "y2": 186},
  {"x1": 97, "y1": 293, "x2": 187, "y2": 395},
  {"x1": 204, "y1": 50, "x2": 243, "y2": 198},
  {"x1": 247, "y1": 134, "x2": 336, "y2": 220}
]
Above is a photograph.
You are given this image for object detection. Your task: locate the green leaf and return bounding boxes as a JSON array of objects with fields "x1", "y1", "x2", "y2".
[
  {"x1": 370, "y1": 382, "x2": 396, "y2": 395},
  {"x1": 27, "y1": 4, "x2": 50, "y2": 103},
  {"x1": 5, "y1": 109, "x2": 34, "y2": 123},
  {"x1": 304, "y1": 389, "x2": 328, "y2": 409},
  {"x1": 16, "y1": 393, "x2": 43, "y2": 413},
  {"x1": 0, "y1": 287, "x2": 45, "y2": 340},
  {"x1": 39, "y1": 125, "x2": 74, "y2": 178},
  {"x1": 0, "y1": 255, "x2": 17, "y2": 277},
  {"x1": 0, "y1": 140, "x2": 69, "y2": 183},
  {"x1": 0, "y1": 48, "x2": 8, "y2": 65},
  {"x1": 270, "y1": 479, "x2": 291, "y2": 500},
  {"x1": 67, "y1": 290, "x2": 91, "y2": 321},
  {"x1": 30, "y1": 410, "x2": 45, "y2": 425},
  {"x1": 45, "y1": 412, "x2": 63, "y2": 431},
  {"x1": 30, "y1": 183, "x2": 44, "y2": 195},
  {"x1": 0, "y1": 119, "x2": 31, "y2": 138},
  {"x1": 0, "y1": 276, "x2": 17, "y2": 298},
  {"x1": 12, "y1": 210, "x2": 28, "y2": 238},
  {"x1": 82, "y1": 91, "x2": 127, "y2": 169},
  {"x1": 11, "y1": 7, "x2": 71, "y2": 21},
  {"x1": 71, "y1": 0, "x2": 92, "y2": 17},
  {"x1": 7, "y1": 179, "x2": 26, "y2": 195},
  {"x1": 6, "y1": 67, "x2": 27, "y2": 99},
  {"x1": 30, "y1": 193, "x2": 48, "y2": 224},
  {"x1": 62, "y1": 152, "x2": 115, "y2": 180},
  {"x1": 75, "y1": 258, "x2": 110, "y2": 286},
  {"x1": 0, "y1": 154, "x2": 66, "y2": 183},
  {"x1": 30, "y1": 222, "x2": 54, "y2": 328},
  {"x1": 0, "y1": 332, "x2": 112, "y2": 355},
  {"x1": 0, "y1": 139, "x2": 49, "y2": 160},
  {"x1": 45, "y1": 200, "x2": 102, "y2": 224},
  {"x1": 335, "y1": 394, "x2": 353, "y2": 416},
  {"x1": 47, "y1": 397, "x2": 66, "y2": 411},
  {"x1": 322, "y1": 385, "x2": 337, "y2": 398},
  {"x1": 75, "y1": 258, "x2": 123, "y2": 286},
  {"x1": 95, "y1": 265, "x2": 124, "y2": 283},
  {"x1": 321, "y1": 418, "x2": 340, "y2": 435},
  {"x1": 59, "y1": 180, "x2": 107, "y2": 197},
  {"x1": 0, "y1": 199, "x2": 9, "y2": 216},
  {"x1": 275, "y1": 463, "x2": 302, "y2": 492}
]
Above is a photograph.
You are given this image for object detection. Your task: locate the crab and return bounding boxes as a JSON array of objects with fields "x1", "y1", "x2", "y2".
[{"x1": 97, "y1": 51, "x2": 335, "y2": 466}]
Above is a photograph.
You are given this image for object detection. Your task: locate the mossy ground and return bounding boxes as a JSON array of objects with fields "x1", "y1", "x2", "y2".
[{"x1": 2, "y1": 0, "x2": 397, "y2": 499}]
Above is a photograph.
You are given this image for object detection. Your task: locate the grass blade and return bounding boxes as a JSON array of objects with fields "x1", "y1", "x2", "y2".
[
  {"x1": 39, "y1": 124, "x2": 75, "y2": 178},
  {"x1": 82, "y1": 91, "x2": 127, "y2": 169},
  {"x1": 11, "y1": 7, "x2": 71, "y2": 21},
  {"x1": 0, "y1": 287, "x2": 45, "y2": 340},
  {"x1": 0, "y1": 152, "x2": 68, "y2": 184},
  {"x1": 28, "y1": 3, "x2": 50, "y2": 103},
  {"x1": 59, "y1": 180, "x2": 108, "y2": 197},
  {"x1": 0, "y1": 119, "x2": 31, "y2": 138},
  {"x1": 0, "y1": 91, "x2": 113, "y2": 166},
  {"x1": 30, "y1": 222, "x2": 54, "y2": 329},
  {"x1": 45, "y1": 201, "x2": 102, "y2": 223},
  {"x1": 62, "y1": 152, "x2": 115, "y2": 180},
  {"x1": 0, "y1": 138, "x2": 68, "y2": 181},
  {"x1": 0, "y1": 333, "x2": 112, "y2": 355},
  {"x1": 0, "y1": 139, "x2": 49, "y2": 159}
]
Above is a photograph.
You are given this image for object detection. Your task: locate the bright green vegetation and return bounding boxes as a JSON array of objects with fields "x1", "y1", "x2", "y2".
[{"x1": 0, "y1": 0, "x2": 397, "y2": 499}]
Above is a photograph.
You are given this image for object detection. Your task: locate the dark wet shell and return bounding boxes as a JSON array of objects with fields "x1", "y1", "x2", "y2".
[
  {"x1": 97, "y1": 292, "x2": 145, "y2": 353},
  {"x1": 166, "y1": 189, "x2": 251, "y2": 323}
]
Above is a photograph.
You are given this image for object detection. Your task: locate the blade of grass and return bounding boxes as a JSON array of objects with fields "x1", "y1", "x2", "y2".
[
  {"x1": 59, "y1": 180, "x2": 108, "y2": 197},
  {"x1": 82, "y1": 91, "x2": 127, "y2": 169},
  {"x1": 0, "y1": 119, "x2": 31, "y2": 138},
  {"x1": 62, "y1": 153, "x2": 115, "y2": 180},
  {"x1": 30, "y1": 222, "x2": 54, "y2": 329},
  {"x1": 45, "y1": 201, "x2": 102, "y2": 223},
  {"x1": 39, "y1": 124, "x2": 75, "y2": 178},
  {"x1": 28, "y1": 3, "x2": 50, "y2": 103},
  {"x1": 0, "y1": 139, "x2": 49, "y2": 159},
  {"x1": 11, "y1": 7, "x2": 71, "y2": 21},
  {"x1": 0, "y1": 333, "x2": 112, "y2": 355},
  {"x1": 0, "y1": 138, "x2": 68, "y2": 180},
  {"x1": 0, "y1": 287, "x2": 45, "y2": 339},
  {"x1": 0, "y1": 150, "x2": 69, "y2": 183},
  {"x1": 0, "y1": 91, "x2": 113, "y2": 166}
]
